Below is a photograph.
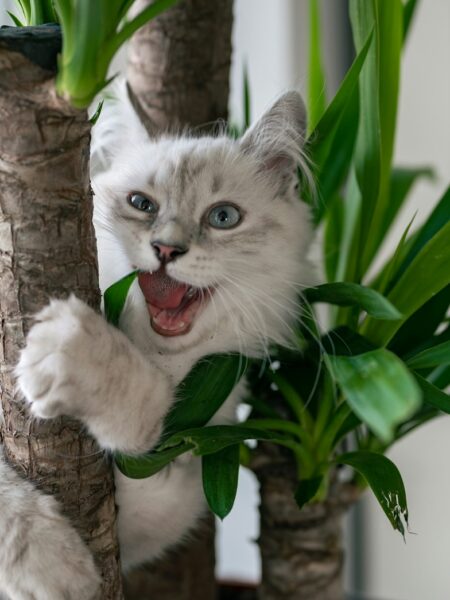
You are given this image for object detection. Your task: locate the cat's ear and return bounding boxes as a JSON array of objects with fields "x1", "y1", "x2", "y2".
[{"x1": 240, "y1": 91, "x2": 307, "y2": 178}]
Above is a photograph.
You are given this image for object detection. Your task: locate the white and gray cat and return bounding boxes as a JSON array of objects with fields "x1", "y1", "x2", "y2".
[{"x1": 0, "y1": 85, "x2": 313, "y2": 599}]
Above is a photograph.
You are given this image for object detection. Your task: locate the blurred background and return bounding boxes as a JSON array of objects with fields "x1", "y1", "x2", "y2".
[{"x1": 1, "y1": 0, "x2": 448, "y2": 598}]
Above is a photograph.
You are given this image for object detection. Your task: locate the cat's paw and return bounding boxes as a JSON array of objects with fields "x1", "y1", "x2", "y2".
[{"x1": 16, "y1": 295, "x2": 110, "y2": 420}]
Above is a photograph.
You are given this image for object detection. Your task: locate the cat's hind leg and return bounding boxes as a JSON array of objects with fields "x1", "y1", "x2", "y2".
[{"x1": 0, "y1": 451, "x2": 100, "y2": 600}]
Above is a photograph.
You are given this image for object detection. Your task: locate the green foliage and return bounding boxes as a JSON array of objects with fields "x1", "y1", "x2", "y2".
[
  {"x1": 10, "y1": 0, "x2": 179, "y2": 107},
  {"x1": 336, "y1": 451, "x2": 409, "y2": 536},
  {"x1": 202, "y1": 445, "x2": 240, "y2": 519},
  {"x1": 108, "y1": 0, "x2": 449, "y2": 532},
  {"x1": 12, "y1": 0, "x2": 57, "y2": 25}
]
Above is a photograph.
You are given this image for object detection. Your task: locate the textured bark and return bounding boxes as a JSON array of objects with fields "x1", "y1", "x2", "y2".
[
  {"x1": 253, "y1": 446, "x2": 358, "y2": 600},
  {"x1": 124, "y1": 2, "x2": 233, "y2": 597},
  {"x1": 127, "y1": 0, "x2": 233, "y2": 131},
  {"x1": 0, "y1": 27, "x2": 123, "y2": 599}
]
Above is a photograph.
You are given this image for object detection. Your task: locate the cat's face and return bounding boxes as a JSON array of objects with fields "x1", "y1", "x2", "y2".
[{"x1": 93, "y1": 92, "x2": 313, "y2": 356}]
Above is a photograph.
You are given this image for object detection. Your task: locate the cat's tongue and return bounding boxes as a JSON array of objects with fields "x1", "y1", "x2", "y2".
[
  {"x1": 138, "y1": 269, "x2": 188, "y2": 309},
  {"x1": 138, "y1": 269, "x2": 202, "y2": 337}
]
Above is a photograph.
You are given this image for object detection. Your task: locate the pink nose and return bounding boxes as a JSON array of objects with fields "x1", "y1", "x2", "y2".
[{"x1": 151, "y1": 242, "x2": 187, "y2": 263}]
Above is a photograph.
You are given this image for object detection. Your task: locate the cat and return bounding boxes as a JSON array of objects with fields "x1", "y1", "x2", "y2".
[{"x1": 0, "y1": 84, "x2": 313, "y2": 599}]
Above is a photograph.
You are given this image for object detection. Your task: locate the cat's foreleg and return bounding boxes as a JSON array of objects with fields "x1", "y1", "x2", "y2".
[{"x1": 16, "y1": 296, "x2": 173, "y2": 454}]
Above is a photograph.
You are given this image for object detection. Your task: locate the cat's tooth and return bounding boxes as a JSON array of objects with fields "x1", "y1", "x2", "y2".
[
  {"x1": 178, "y1": 322, "x2": 185, "y2": 328},
  {"x1": 186, "y1": 287, "x2": 195, "y2": 298}
]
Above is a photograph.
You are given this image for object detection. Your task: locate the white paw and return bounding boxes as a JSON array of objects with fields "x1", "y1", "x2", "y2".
[{"x1": 16, "y1": 295, "x2": 111, "y2": 421}]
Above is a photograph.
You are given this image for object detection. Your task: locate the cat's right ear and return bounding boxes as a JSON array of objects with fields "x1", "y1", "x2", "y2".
[{"x1": 239, "y1": 91, "x2": 307, "y2": 179}]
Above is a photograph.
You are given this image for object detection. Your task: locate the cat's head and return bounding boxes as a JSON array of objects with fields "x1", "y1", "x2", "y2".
[{"x1": 93, "y1": 86, "x2": 314, "y2": 357}]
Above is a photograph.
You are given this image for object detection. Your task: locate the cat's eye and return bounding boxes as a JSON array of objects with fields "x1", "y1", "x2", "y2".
[
  {"x1": 207, "y1": 203, "x2": 241, "y2": 229},
  {"x1": 128, "y1": 193, "x2": 158, "y2": 215}
]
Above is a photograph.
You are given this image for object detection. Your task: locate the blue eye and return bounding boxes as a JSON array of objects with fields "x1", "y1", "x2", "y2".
[
  {"x1": 128, "y1": 193, "x2": 158, "y2": 214},
  {"x1": 207, "y1": 204, "x2": 241, "y2": 229}
]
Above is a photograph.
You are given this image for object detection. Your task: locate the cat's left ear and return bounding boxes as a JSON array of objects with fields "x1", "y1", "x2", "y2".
[{"x1": 240, "y1": 91, "x2": 307, "y2": 179}]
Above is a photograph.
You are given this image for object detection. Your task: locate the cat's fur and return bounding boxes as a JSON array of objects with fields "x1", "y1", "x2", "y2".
[{"x1": 0, "y1": 84, "x2": 313, "y2": 599}]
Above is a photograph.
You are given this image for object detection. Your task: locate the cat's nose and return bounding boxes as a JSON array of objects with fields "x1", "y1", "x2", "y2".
[{"x1": 151, "y1": 241, "x2": 188, "y2": 263}]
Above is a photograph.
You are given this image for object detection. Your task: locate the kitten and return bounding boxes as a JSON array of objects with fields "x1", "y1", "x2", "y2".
[{"x1": 0, "y1": 85, "x2": 313, "y2": 599}]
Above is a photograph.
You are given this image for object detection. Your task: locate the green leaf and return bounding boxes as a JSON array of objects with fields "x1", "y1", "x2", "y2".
[
  {"x1": 89, "y1": 99, "x2": 104, "y2": 125},
  {"x1": 312, "y1": 87, "x2": 359, "y2": 223},
  {"x1": 294, "y1": 475, "x2": 323, "y2": 509},
  {"x1": 350, "y1": 0, "x2": 403, "y2": 275},
  {"x1": 363, "y1": 220, "x2": 450, "y2": 346},
  {"x1": 304, "y1": 283, "x2": 401, "y2": 320},
  {"x1": 329, "y1": 349, "x2": 421, "y2": 442},
  {"x1": 403, "y1": 0, "x2": 419, "y2": 41},
  {"x1": 392, "y1": 186, "x2": 450, "y2": 286},
  {"x1": 243, "y1": 64, "x2": 251, "y2": 131},
  {"x1": 115, "y1": 442, "x2": 194, "y2": 479},
  {"x1": 7, "y1": 10, "x2": 24, "y2": 26},
  {"x1": 202, "y1": 445, "x2": 240, "y2": 519},
  {"x1": 407, "y1": 341, "x2": 450, "y2": 371},
  {"x1": 160, "y1": 424, "x2": 289, "y2": 456},
  {"x1": 324, "y1": 196, "x2": 344, "y2": 282},
  {"x1": 389, "y1": 285, "x2": 450, "y2": 356},
  {"x1": 414, "y1": 374, "x2": 450, "y2": 413},
  {"x1": 336, "y1": 451, "x2": 409, "y2": 536},
  {"x1": 104, "y1": 271, "x2": 137, "y2": 327},
  {"x1": 372, "y1": 166, "x2": 434, "y2": 258},
  {"x1": 307, "y1": 0, "x2": 326, "y2": 133},
  {"x1": 307, "y1": 29, "x2": 373, "y2": 152},
  {"x1": 322, "y1": 326, "x2": 376, "y2": 357},
  {"x1": 165, "y1": 354, "x2": 248, "y2": 435}
]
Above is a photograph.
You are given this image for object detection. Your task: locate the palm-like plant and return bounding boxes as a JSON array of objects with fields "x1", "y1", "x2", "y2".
[{"x1": 111, "y1": 0, "x2": 449, "y2": 596}]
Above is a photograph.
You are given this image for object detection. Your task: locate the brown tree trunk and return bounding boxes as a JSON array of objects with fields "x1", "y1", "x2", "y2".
[
  {"x1": 0, "y1": 27, "x2": 123, "y2": 599},
  {"x1": 253, "y1": 447, "x2": 358, "y2": 600},
  {"x1": 124, "y1": 2, "x2": 233, "y2": 598},
  {"x1": 127, "y1": 0, "x2": 233, "y2": 131}
]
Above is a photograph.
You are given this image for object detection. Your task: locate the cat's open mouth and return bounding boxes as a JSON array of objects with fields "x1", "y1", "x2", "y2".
[{"x1": 138, "y1": 269, "x2": 210, "y2": 337}]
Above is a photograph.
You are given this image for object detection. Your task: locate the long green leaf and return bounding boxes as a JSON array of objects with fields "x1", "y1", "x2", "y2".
[
  {"x1": 305, "y1": 282, "x2": 401, "y2": 319},
  {"x1": 407, "y1": 341, "x2": 450, "y2": 370},
  {"x1": 307, "y1": 0, "x2": 326, "y2": 133},
  {"x1": 392, "y1": 186, "x2": 450, "y2": 287},
  {"x1": 350, "y1": 0, "x2": 403, "y2": 275},
  {"x1": 160, "y1": 425, "x2": 289, "y2": 456},
  {"x1": 389, "y1": 285, "x2": 450, "y2": 355},
  {"x1": 403, "y1": 0, "x2": 419, "y2": 41},
  {"x1": 165, "y1": 354, "x2": 247, "y2": 435},
  {"x1": 329, "y1": 349, "x2": 421, "y2": 441},
  {"x1": 202, "y1": 445, "x2": 240, "y2": 519},
  {"x1": 307, "y1": 29, "x2": 373, "y2": 153},
  {"x1": 313, "y1": 88, "x2": 359, "y2": 224},
  {"x1": 115, "y1": 442, "x2": 194, "y2": 479},
  {"x1": 364, "y1": 221, "x2": 450, "y2": 345},
  {"x1": 336, "y1": 451, "x2": 409, "y2": 535},
  {"x1": 294, "y1": 475, "x2": 323, "y2": 509},
  {"x1": 371, "y1": 166, "x2": 434, "y2": 259},
  {"x1": 104, "y1": 271, "x2": 137, "y2": 327},
  {"x1": 414, "y1": 374, "x2": 450, "y2": 413}
]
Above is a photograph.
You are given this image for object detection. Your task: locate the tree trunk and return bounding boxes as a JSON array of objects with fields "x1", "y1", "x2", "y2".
[
  {"x1": 124, "y1": 2, "x2": 233, "y2": 598},
  {"x1": 253, "y1": 446, "x2": 358, "y2": 600},
  {"x1": 0, "y1": 26, "x2": 123, "y2": 599},
  {"x1": 127, "y1": 0, "x2": 233, "y2": 131}
]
